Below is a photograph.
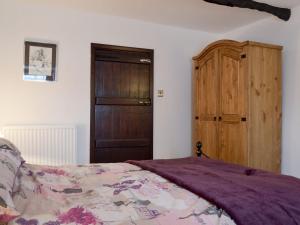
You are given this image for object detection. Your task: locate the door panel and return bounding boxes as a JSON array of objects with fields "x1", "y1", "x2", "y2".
[
  {"x1": 219, "y1": 121, "x2": 247, "y2": 166},
  {"x1": 95, "y1": 106, "x2": 152, "y2": 141},
  {"x1": 219, "y1": 48, "x2": 246, "y2": 117},
  {"x1": 91, "y1": 44, "x2": 153, "y2": 163},
  {"x1": 199, "y1": 121, "x2": 218, "y2": 159},
  {"x1": 193, "y1": 51, "x2": 219, "y2": 158},
  {"x1": 198, "y1": 52, "x2": 218, "y2": 117},
  {"x1": 219, "y1": 47, "x2": 248, "y2": 165},
  {"x1": 95, "y1": 61, "x2": 151, "y2": 101}
]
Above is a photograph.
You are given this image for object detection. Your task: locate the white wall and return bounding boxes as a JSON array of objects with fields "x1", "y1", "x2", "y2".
[
  {"x1": 0, "y1": 0, "x2": 217, "y2": 163},
  {"x1": 221, "y1": 7, "x2": 300, "y2": 178},
  {"x1": 2, "y1": 0, "x2": 299, "y2": 178}
]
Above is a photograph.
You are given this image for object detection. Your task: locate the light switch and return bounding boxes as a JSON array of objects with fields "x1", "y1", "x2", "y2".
[{"x1": 157, "y1": 89, "x2": 164, "y2": 97}]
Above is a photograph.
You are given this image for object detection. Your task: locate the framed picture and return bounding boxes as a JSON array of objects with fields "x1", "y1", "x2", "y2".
[{"x1": 24, "y1": 41, "x2": 57, "y2": 81}]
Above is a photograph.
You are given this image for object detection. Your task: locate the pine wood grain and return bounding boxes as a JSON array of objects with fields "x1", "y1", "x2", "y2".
[
  {"x1": 248, "y1": 46, "x2": 282, "y2": 172},
  {"x1": 192, "y1": 40, "x2": 282, "y2": 172}
]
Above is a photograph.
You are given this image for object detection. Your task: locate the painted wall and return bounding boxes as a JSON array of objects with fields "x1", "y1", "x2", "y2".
[
  {"x1": 0, "y1": 0, "x2": 217, "y2": 163},
  {"x1": 2, "y1": 0, "x2": 299, "y2": 178},
  {"x1": 221, "y1": 6, "x2": 300, "y2": 178}
]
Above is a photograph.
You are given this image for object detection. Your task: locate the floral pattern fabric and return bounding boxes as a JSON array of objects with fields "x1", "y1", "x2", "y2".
[
  {"x1": 0, "y1": 138, "x2": 24, "y2": 223},
  {"x1": 11, "y1": 163, "x2": 236, "y2": 225}
]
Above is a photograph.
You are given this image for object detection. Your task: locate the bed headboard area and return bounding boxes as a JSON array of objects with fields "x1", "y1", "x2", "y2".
[{"x1": 1, "y1": 125, "x2": 77, "y2": 166}]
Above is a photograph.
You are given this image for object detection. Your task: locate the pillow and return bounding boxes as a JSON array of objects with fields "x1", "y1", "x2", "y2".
[
  {"x1": 0, "y1": 139, "x2": 23, "y2": 223},
  {"x1": 0, "y1": 138, "x2": 22, "y2": 159}
]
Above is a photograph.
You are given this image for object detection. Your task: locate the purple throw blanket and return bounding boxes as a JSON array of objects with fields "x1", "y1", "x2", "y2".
[{"x1": 127, "y1": 157, "x2": 300, "y2": 225}]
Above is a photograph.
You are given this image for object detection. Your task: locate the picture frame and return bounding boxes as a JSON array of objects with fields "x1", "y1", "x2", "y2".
[{"x1": 24, "y1": 41, "x2": 57, "y2": 81}]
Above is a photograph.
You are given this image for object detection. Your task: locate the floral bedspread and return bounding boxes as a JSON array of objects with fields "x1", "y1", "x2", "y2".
[{"x1": 11, "y1": 163, "x2": 236, "y2": 225}]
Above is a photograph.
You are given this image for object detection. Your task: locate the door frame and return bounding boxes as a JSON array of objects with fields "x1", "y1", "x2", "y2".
[{"x1": 90, "y1": 43, "x2": 154, "y2": 163}]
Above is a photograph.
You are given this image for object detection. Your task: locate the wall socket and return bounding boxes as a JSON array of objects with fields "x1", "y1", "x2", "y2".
[{"x1": 157, "y1": 89, "x2": 164, "y2": 97}]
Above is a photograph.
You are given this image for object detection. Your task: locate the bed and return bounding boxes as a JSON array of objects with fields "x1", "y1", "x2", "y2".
[{"x1": 1, "y1": 137, "x2": 300, "y2": 225}]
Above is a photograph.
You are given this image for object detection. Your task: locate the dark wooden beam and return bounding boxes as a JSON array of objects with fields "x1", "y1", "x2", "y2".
[{"x1": 204, "y1": 0, "x2": 291, "y2": 21}]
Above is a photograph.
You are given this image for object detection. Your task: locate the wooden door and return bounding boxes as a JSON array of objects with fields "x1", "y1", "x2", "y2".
[
  {"x1": 193, "y1": 51, "x2": 219, "y2": 159},
  {"x1": 218, "y1": 47, "x2": 248, "y2": 165},
  {"x1": 90, "y1": 44, "x2": 153, "y2": 163}
]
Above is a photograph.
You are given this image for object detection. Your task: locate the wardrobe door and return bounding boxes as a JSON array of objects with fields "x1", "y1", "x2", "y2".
[
  {"x1": 218, "y1": 48, "x2": 248, "y2": 165},
  {"x1": 193, "y1": 51, "x2": 219, "y2": 159}
]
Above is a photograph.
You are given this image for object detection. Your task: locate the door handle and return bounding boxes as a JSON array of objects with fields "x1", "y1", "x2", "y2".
[
  {"x1": 140, "y1": 59, "x2": 152, "y2": 63},
  {"x1": 138, "y1": 100, "x2": 151, "y2": 105}
]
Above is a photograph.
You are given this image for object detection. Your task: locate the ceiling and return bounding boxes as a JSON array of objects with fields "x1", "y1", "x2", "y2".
[{"x1": 23, "y1": 0, "x2": 300, "y2": 33}]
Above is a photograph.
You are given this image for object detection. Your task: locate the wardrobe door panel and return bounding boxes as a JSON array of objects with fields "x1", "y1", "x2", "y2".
[
  {"x1": 198, "y1": 52, "x2": 218, "y2": 117},
  {"x1": 193, "y1": 51, "x2": 219, "y2": 158},
  {"x1": 219, "y1": 121, "x2": 248, "y2": 166},
  {"x1": 219, "y1": 47, "x2": 248, "y2": 164},
  {"x1": 199, "y1": 121, "x2": 218, "y2": 159},
  {"x1": 219, "y1": 48, "x2": 247, "y2": 117}
]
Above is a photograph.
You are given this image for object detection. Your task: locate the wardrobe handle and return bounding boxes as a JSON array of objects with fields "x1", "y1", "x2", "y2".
[
  {"x1": 138, "y1": 101, "x2": 144, "y2": 104},
  {"x1": 196, "y1": 141, "x2": 203, "y2": 157},
  {"x1": 214, "y1": 116, "x2": 217, "y2": 121},
  {"x1": 219, "y1": 116, "x2": 222, "y2": 121},
  {"x1": 241, "y1": 117, "x2": 247, "y2": 122},
  {"x1": 195, "y1": 116, "x2": 199, "y2": 120}
]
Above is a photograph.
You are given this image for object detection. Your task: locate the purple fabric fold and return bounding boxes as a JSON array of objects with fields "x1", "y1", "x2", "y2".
[{"x1": 127, "y1": 157, "x2": 300, "y2": 225}]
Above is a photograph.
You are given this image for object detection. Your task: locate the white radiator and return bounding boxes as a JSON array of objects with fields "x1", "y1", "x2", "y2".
[{"x1": 2, "y1": 125, "x2": 77, "y2": 166}]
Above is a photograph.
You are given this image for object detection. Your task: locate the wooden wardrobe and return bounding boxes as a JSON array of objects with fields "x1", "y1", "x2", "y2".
[{"x1": 192, "y1": 40, "x2": 282, "y2": 172}]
